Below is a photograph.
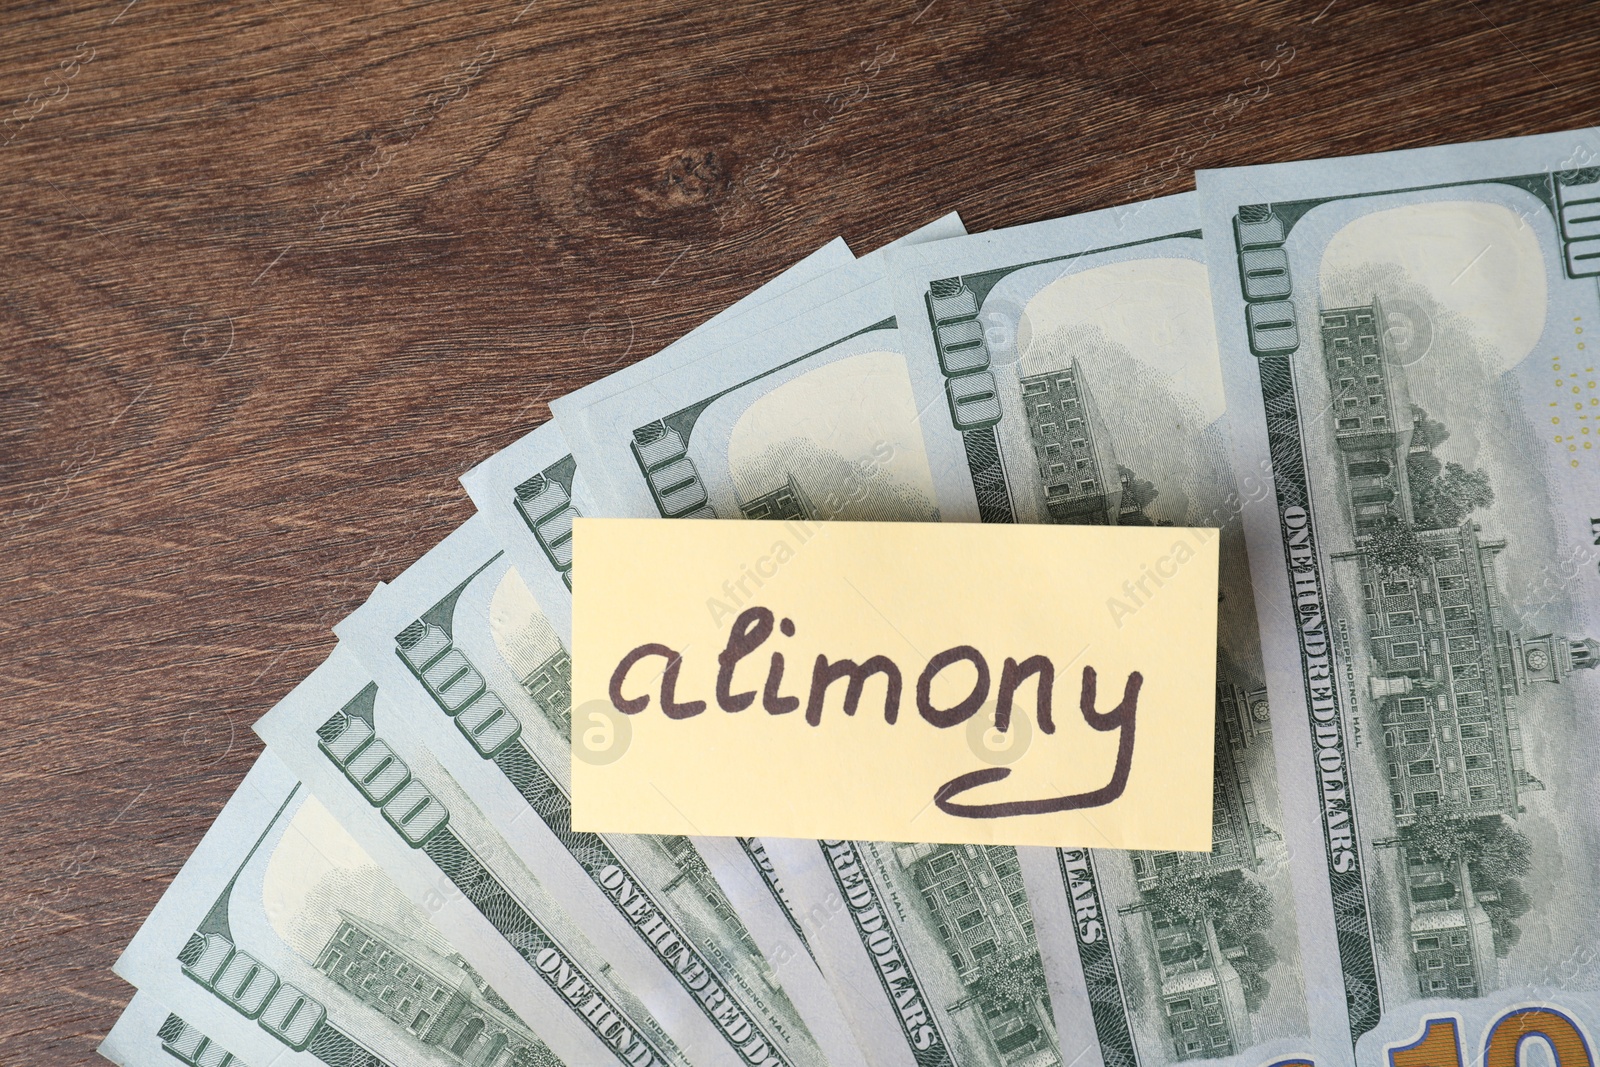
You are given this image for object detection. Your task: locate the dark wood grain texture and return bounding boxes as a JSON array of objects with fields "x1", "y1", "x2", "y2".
[{"x1": 2, "y1": 0, "x2": 1597, "y2": 1060}]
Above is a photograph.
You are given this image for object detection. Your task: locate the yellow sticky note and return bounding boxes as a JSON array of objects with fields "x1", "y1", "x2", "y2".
[{"x1": 570, "y1": 517, "x2": 1217, "y2": 850}]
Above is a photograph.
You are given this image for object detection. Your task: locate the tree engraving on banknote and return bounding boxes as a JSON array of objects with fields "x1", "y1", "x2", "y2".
[
  {"x1": 1217, "y1": 162, "x2": 1600, "y2": 1052},
  {"x1": 1053, "y1": 655, "x2": 1286, "y2": 1067}
]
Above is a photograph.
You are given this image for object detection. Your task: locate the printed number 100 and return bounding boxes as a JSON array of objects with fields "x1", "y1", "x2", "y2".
[{"x1": 1391, "y1": 1010, "x2": 1592, "y2": 1067}]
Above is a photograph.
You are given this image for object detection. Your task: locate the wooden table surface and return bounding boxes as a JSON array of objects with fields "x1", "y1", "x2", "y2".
[{"x1": 3, "y1": 0, "x2": 1598, "y2": 1060}]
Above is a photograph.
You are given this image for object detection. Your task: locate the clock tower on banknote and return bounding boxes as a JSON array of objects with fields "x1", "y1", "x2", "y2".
[
  {"x1": 1317, "y1": 300, "x2": 1600, "y2": 822},
  {"x1": 1506, "y1": 632, "x2": 1600, "y2": 687}
]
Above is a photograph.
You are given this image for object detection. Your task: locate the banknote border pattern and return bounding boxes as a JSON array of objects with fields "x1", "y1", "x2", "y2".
[
  {"x1": 735, "y1": 836, "x2": 815, "y2": 960},
  {"x1": 510, "y1": 453, "x2": 581, "y2": 592},
  {"x1": 1051, "y1": 848, "x2": 1137, "y2": 1067},
  {"x1": 814, "y1": 840, "x2": 954, "y2": 1067}
]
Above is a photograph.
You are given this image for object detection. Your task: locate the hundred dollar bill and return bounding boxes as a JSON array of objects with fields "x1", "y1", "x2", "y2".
[
  {"x1": 884, "y1": 192, "x2": 1316, "y2": 1067},
  {"x1": 460, "y1": 422, "x2": 864, "y2": 1066},
  {"x1": 1198, "y1": 129, "x2": 1600, "y2": 1062},
  {"x1": 112, "y1": 750, "x2": 615, "y2": 1067},
  {"x1": 255, "y1": 646, "x2": 760, "y2": 1066},
  {"x1": 331, "y1": 517, "x2": 855, "y2": 1067},
  {"x1": 100, "y1": 991, "x2": 259, "y2": 1067},
  {"x1": 551, "y1": 212, "x2": 966, "y2": 513}
]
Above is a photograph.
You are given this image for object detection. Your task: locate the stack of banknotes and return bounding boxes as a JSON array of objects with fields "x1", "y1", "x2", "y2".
[{"x1": 102, "y1": 126, "x2": 1600, "y2": 1067}]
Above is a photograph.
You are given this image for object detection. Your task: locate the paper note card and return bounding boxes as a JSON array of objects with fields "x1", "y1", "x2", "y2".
[{"x1": 570, "y1": 517, "x2": 1218, "y2": 849}]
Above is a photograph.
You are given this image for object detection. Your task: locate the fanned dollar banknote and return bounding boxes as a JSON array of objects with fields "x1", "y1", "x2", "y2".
[
  {"x1": 555, "y1": 267, "x2": 952, "y2": 524},
  {"x1": 1199, "y1": 128, "x2": 1600, "y2": 1064},
  {"x1": 114, "y1": 750, "x2": 606, "y2": 1067},
  {"x1": 540, "y1": 236, "x2": 855, "y2": 548},
  {"x1": 552, "y1": 212, "x2": 965, "y2": 514},
  {"x1": 885, "y1": 192, "x2": 1315, "y2": 1067}
]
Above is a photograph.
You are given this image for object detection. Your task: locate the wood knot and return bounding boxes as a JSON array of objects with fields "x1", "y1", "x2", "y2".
[{"x1": 659, "y1": 150, "x2": 731, "y2": 206}]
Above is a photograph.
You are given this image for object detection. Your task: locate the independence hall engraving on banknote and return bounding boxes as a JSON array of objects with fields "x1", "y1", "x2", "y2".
[
  {"x1": 1318, "y1": 299, "x2": 1599, "y2": 1001},
  {"x1": 1132, "y1": 671, "x2": 1275, "y2": 893},
  {"x1": 316, "y1": 911, "x2": 556, "y2": 1067},
  {"x1": 894, "y1": 842, "x2": 1062, "y2": 1065}
]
